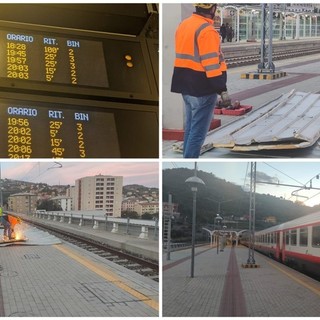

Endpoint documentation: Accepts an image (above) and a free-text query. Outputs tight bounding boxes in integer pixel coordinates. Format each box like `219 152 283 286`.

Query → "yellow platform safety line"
54 244 159 311
267 260 320 298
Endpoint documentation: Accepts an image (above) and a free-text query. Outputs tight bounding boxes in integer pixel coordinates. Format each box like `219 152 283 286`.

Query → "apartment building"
7 193 37 214
133 201 159 216
74 175 123 217
51 196 73 211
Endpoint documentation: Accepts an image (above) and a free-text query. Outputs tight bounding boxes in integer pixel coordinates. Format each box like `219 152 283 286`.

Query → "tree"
121 211 139 219
37 199 62 211
163 168 312 229
141 212 158 220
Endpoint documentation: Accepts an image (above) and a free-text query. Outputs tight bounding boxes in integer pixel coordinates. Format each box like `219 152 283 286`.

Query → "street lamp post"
185 163 205 278
214 214 223 254
247 162 256 265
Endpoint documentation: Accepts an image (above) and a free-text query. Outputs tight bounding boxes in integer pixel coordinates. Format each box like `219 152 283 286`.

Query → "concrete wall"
163 4 197 130
163 3 184 130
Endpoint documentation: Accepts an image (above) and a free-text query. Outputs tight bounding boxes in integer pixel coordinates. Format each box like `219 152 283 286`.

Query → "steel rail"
24 218 159 281
226 47 320 68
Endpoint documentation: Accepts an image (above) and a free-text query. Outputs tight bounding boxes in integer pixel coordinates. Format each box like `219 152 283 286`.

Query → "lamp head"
185 176 205 191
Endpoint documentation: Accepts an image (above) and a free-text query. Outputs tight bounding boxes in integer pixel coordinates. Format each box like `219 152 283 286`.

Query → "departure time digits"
7 42 29 80
7 117 32 158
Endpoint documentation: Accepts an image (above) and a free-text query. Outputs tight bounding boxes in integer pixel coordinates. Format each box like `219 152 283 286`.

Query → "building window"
96 182 104 186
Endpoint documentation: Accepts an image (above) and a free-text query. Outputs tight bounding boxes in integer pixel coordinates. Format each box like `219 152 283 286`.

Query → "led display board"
0 20 159 158
0 31 108 87
0 98 121 158
0 22 158 102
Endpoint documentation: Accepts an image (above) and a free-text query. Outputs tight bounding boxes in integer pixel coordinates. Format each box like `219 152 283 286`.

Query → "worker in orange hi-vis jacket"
171 3 230 158
7 215 22 240
0 207 21 240
0 207 10 240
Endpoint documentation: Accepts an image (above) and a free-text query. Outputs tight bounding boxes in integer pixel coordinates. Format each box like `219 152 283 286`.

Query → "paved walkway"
0 238 158 317
163 245 320 317
163 53 320 158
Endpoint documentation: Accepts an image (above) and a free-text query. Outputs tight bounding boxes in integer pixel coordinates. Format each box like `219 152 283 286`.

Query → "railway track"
25 220 159 282
226 47 320 68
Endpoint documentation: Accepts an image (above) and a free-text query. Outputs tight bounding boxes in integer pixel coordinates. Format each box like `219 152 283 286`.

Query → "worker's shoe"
3 235 9 241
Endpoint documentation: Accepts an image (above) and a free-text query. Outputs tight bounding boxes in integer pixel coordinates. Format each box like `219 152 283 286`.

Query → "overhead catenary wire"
263 162 305 186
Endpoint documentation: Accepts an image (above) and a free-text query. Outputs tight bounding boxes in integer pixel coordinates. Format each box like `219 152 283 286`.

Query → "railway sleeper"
113 259 129 264
138 267 154 273
126 263 143 269
106 255 120 260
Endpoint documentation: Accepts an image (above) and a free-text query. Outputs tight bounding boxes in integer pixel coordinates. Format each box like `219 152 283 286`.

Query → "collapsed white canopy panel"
201 90 320 152
0 226 62 246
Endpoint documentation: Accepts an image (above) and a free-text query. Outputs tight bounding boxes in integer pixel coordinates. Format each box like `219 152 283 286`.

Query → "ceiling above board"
0 4 158 36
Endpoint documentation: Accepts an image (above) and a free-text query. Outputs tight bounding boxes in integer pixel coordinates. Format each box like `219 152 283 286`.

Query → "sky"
1 161 159 188
163 161 320 207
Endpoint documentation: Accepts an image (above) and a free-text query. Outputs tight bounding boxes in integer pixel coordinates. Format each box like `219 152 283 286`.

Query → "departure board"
0 31 109 87
0 99 120 158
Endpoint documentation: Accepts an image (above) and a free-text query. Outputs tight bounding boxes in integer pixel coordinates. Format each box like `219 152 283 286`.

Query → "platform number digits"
7 117 32 158
76 123 86 157
49 121 65 158
67 40 80 85
6 42 29 80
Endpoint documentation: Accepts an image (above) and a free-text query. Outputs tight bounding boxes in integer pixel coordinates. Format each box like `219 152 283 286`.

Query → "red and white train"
254 211 320 279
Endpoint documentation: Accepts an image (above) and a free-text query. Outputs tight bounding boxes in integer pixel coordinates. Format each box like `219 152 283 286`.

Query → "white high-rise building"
74 175 123 216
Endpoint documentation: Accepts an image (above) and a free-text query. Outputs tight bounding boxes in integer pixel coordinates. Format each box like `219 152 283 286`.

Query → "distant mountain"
163 168 313 229
123 184 158 193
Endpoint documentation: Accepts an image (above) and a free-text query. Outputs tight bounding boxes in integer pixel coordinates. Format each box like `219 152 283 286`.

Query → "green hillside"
163 168 315 235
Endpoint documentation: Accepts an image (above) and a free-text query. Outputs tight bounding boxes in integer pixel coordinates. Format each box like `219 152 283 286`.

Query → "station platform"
163 245 320 317
0 225 158 316
163 53 320 158
13 212 158 262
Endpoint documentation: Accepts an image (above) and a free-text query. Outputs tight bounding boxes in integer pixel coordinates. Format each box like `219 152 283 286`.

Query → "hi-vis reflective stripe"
176 52 218 63
205 63 220 71
176 22 220 70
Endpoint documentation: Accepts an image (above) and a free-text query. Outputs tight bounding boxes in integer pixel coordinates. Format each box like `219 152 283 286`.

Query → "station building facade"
216 3 320 42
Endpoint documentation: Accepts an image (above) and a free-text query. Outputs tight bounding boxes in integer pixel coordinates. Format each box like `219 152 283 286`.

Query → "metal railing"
12 210 159 241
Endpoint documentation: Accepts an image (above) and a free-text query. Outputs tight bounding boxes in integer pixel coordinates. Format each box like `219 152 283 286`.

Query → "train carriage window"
290 229 297 246
275 232 278 244
299 228 308 246
285 231 290 245
312 226 320 247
